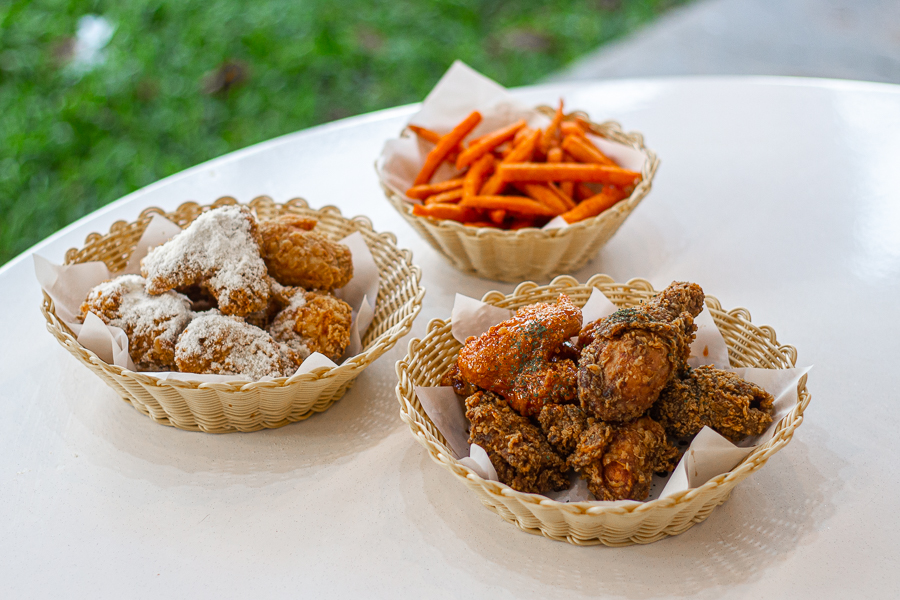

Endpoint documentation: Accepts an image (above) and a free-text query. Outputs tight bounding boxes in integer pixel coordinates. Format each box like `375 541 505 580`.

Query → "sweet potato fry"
412 202 479 223
547 182 576 210
513 126 535 147
547 147 564 163
464 221 497 228
517 183 569 214
408 124 442 144
562 134 616 167
406 177 464 200
539 100 565 154
414 111 482 186
463 154 495 198
561 187 629 223
461 195 557 217
575 182 597 200
480 129 541 196
498 163 641 186
456 119 527 169
488 209 507 224
560 121 588 138
424 188 464 204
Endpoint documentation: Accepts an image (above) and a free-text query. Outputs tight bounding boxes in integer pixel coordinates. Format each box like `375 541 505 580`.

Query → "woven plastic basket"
42 196 424 433
395 275 810 546
379 108 659 282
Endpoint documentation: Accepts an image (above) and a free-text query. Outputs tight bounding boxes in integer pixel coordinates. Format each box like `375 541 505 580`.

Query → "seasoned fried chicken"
268 287 352 363
577 282 704 422
653 365 775 443
538 403 588 456
465 391 569 494
440 363 480 397
568 416 679 501
258 214 354 291
457 294 583 417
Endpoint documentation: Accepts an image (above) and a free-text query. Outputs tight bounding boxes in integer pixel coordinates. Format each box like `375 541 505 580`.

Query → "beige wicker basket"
395 274 810 546
42 196 424 433
378 108 660 282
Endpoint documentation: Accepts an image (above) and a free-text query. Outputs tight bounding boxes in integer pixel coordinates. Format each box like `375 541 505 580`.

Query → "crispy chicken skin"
258 215 354 291
465 391 569 494
268 288 352 363
457 294 583 417
568 416 679 501
577 282 704 422
653 365 775 443
538 403 588 456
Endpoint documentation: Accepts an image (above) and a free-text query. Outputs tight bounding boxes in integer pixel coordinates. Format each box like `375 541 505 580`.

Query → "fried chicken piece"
267 287 352 363
568 416 679 501
457 294 583 417
258 214 353 291
577 282 705 422
80 274 192 371
465 391 569 494
174 310 297 379
538 403 588 455
141 205 269 317
440 363 480 397
653 366 775 443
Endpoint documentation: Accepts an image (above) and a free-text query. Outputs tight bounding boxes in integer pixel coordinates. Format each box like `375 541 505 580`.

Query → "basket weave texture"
42 196 424 433
395 275 811 546
379 108 660 282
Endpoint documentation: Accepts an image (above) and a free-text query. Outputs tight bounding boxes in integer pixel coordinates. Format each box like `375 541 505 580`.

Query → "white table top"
3 77 899 599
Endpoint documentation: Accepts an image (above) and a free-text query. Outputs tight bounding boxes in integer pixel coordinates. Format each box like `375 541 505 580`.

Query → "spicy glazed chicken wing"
457 294 583 417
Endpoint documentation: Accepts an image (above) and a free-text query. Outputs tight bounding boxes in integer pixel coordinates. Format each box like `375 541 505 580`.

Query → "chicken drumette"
577 282 704 422
457 294 583 417
652 365 775 443
465 391 569 494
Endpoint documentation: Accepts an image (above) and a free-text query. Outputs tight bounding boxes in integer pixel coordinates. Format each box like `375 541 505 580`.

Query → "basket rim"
376 108 660 238
395 273 811 515
42 196 425 392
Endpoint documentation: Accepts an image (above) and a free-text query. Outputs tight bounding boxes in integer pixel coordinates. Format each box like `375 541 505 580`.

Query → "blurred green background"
0 0 688 265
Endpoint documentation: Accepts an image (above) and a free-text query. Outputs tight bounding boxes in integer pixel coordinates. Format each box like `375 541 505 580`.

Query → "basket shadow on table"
401 422 843 598
59 345 405 485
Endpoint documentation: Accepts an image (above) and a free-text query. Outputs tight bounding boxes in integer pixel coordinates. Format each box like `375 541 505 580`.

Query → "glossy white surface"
2 77 899 599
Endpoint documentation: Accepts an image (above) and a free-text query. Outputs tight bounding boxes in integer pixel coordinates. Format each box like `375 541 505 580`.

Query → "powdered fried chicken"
174 310 297 379
653 365 775 443
577 282 704 422
538 403 588 456
268 287 352 362
141 205 270 317
568 416 679 501
81 274 193 371
457 294 583 417
258 214 353 290
465 391 569 494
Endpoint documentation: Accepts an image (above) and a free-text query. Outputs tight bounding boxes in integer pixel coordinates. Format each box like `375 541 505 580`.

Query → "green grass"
0 0 688 265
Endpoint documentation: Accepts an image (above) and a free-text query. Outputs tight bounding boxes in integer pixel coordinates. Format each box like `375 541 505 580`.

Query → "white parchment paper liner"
34 212 380 382
374 61 646 231
415 289 811 505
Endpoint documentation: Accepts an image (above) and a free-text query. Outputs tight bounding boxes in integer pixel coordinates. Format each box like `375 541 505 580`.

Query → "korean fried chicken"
258 214 353 291
568 416 679 501
141 205 270 317
653 365 775 443
80 275 192 371
465 391 569 494
457 294 583 417
538 403 588 456
577 282 704 422
440 363 480 397
268 287 352 363
174 310 297 379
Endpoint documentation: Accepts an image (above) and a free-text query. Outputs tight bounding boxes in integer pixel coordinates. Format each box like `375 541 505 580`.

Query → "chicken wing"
457 294 583 417
577 282 704 422
258 214 353 291
652 365 775 443
568 416 679 501
465 391 569 494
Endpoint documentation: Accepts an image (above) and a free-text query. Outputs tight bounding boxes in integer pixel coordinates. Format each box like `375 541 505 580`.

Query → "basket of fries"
376 62 658 283
395 275 811 546
39 196 424 433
